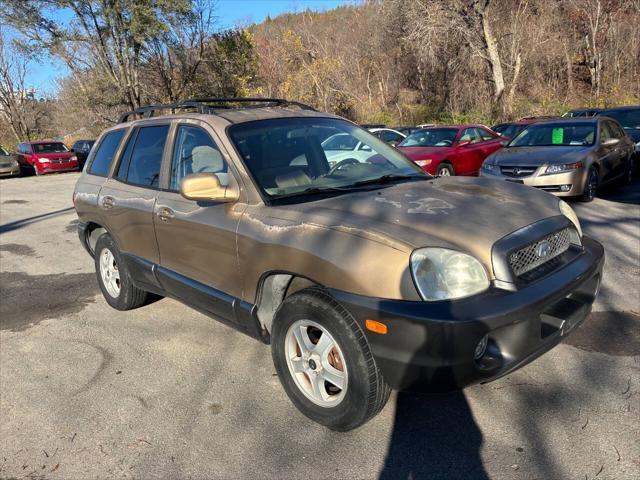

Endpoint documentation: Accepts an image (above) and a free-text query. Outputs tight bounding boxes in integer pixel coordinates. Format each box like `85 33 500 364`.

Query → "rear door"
97 123 170 283
153 121 244 320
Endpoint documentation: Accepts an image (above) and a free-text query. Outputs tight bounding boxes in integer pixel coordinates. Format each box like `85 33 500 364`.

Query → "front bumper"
480 168 587 197
37 160 79 174
0 165 20 177
330 235 604 391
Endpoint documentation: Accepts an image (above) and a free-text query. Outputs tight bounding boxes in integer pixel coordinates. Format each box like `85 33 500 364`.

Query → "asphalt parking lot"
1 172 638 480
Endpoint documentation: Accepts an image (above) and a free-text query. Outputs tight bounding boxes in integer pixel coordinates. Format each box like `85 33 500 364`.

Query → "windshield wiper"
350 173 429 187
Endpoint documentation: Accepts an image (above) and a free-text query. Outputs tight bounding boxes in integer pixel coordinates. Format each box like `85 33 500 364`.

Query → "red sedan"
16 141 78 175
396 125 505 176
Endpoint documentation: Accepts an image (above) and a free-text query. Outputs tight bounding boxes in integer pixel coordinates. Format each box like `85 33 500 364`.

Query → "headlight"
415 159 432 167
542 161 583 175
559 200 582 239
481 162 497 173
71 155 78 161
410 248 490 301
37 157 51 163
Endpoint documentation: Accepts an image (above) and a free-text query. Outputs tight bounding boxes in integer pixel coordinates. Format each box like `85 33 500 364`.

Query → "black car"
393 126 422 136
71 139 96 170
563 108 602 118
597 106 640 162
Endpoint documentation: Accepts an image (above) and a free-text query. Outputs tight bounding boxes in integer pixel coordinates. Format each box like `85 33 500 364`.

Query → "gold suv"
74 98 604 431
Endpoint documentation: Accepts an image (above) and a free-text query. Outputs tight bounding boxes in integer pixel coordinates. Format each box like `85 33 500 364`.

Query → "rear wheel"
580 167 598 202
271 288 390 431
437 163 454 176
94 234 147 310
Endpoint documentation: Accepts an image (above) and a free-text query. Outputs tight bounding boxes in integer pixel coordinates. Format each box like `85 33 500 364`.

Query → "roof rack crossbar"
117 97 316 123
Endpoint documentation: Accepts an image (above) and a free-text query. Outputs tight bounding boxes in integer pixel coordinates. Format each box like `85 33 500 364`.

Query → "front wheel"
437 163 455 176
271 288 390 431
580 167 598 202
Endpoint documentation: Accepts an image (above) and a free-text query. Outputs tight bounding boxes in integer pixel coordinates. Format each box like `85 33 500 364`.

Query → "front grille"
509 228 572 277
0 162 12 168
500 165 537 178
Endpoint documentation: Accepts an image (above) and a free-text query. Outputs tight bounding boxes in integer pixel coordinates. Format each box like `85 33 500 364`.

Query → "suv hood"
488 146 590 166
265 177 562 274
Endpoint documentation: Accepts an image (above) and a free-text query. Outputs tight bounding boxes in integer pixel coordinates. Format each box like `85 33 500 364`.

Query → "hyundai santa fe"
74 98 604 431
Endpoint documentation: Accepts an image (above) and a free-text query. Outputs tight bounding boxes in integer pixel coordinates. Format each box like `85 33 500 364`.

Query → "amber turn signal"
365 319 388 334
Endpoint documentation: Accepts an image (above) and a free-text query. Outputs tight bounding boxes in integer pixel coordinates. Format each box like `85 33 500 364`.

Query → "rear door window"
88 130 126 176
116 125 169 188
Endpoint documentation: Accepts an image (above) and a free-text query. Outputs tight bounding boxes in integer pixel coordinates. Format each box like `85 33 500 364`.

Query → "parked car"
596 105 640 158
321 132 377 167
392 126 422 136
480 117 635 201
71 139 96 170
16 141 78 175
491 117 557 140
563 108 602 118
368 127 406 146
0 145 20 177
396 124 505 176
74 97 604 431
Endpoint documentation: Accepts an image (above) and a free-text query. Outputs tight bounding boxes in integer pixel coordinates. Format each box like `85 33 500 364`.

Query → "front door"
153 122 245 321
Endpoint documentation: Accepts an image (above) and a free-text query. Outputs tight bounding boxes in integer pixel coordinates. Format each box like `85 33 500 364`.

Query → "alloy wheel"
284 319 348 407
99 248 121 298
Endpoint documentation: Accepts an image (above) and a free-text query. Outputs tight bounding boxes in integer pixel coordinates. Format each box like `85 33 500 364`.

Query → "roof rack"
117 97 317 123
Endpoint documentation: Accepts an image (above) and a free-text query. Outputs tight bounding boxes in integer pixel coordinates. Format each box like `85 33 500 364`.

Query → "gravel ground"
1 172 638 480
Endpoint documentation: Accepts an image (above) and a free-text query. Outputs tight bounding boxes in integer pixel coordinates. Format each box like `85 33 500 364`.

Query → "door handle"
157 207 175 222
101 196 115 209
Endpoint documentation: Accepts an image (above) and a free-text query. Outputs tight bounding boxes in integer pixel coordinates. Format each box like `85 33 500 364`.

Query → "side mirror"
601 137 620 146
458 140 471 147
179 172 239 203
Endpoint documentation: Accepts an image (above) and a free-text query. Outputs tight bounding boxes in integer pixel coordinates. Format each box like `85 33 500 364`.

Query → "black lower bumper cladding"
331 236 604 392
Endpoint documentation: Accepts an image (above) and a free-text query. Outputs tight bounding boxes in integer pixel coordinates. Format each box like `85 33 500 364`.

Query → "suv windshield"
398 128 458 147
510 123 595 147
601 109 640 130
32 143 69 153
229 117 426 199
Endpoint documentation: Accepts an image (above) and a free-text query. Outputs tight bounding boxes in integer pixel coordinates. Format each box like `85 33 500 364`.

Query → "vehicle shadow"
379 389 488 480
595 177 640 205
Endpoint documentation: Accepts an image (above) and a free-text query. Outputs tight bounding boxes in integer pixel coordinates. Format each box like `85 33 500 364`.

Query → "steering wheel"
329 158 360 175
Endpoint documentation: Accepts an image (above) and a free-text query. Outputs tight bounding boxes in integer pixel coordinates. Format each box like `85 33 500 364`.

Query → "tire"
94 233 147 310
437 163 455 176
271 287 391 431
580 167 598 202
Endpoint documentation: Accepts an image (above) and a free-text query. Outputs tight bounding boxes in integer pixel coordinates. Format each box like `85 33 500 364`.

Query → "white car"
321 129 406 168
368 128 407 146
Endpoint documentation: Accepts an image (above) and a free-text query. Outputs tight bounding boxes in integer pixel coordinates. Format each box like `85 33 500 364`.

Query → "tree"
0 0 196 111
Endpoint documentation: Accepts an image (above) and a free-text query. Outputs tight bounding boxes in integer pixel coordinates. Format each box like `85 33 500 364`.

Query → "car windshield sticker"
552 127 564 144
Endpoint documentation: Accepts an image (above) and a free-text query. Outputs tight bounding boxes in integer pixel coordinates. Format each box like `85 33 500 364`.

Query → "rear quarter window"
88 130 126 176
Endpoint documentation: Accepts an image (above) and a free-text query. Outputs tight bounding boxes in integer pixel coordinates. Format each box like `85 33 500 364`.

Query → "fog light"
560 184 571 192
474 334 489 360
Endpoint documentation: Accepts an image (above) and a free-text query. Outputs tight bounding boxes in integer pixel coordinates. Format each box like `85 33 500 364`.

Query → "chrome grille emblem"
536 240 553 258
